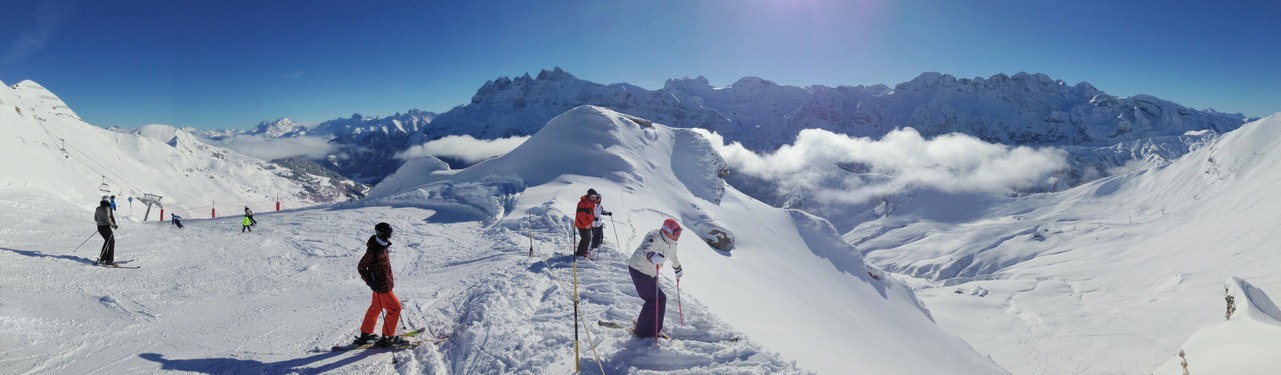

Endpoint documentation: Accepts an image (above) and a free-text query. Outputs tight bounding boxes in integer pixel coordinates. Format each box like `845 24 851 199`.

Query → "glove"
112 225 119 229
604 211 613 216
647 252 665 266
674 266 683 280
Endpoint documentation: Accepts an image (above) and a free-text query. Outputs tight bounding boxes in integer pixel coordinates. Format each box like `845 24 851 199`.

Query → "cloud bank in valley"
695 127 1068 205
212 135 337 161
397 135 529 163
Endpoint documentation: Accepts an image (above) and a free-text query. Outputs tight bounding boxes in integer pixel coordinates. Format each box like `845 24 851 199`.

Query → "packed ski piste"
2 103 1010 374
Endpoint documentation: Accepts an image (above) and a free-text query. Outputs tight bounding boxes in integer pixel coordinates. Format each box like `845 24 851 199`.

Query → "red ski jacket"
575 195 596 229
358 236 394 293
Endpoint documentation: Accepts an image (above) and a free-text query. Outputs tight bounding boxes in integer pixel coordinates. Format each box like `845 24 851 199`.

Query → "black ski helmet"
586 188 597 197
375 222 393 239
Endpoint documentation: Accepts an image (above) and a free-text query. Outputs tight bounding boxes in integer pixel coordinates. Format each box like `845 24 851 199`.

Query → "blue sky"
2 0 1278 130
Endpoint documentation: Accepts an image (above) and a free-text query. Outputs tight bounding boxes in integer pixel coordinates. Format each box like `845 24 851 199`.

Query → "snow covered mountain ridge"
436 68 1245 150
220 68 1245 195
199 110 439 184
0 79 360 215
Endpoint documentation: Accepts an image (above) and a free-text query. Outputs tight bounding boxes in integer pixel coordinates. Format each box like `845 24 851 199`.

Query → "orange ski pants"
360 291 401 337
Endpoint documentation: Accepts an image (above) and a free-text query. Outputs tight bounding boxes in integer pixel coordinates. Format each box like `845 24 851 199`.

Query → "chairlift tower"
139 193 163 221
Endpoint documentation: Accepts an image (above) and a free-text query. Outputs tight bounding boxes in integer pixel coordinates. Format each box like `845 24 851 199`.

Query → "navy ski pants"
97 225 115 264
576 228 592 256
630 266 666 338
590 226 604 250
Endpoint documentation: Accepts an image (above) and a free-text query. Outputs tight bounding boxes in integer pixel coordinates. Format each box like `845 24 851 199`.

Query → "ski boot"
352 332 378 346
377 334 410 348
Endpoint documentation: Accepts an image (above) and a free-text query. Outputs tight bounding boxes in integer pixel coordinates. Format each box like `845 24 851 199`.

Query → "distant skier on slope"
94 196 119 265
574 189 600 258
171 214 183 229
244 206 257 226
241 215 252 233
351 222 409 348
590 193 613 253
109 195 117 212
628 218 684 339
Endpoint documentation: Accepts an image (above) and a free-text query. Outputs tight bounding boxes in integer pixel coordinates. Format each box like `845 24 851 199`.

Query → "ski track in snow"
0 205 803 374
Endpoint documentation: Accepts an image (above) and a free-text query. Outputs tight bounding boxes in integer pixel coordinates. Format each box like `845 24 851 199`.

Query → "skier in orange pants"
352 222 407 347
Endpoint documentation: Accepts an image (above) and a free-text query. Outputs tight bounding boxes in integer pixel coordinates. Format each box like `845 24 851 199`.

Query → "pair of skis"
330 328 449 351
95 259 140 269
597 319 741 343
597 320 669 340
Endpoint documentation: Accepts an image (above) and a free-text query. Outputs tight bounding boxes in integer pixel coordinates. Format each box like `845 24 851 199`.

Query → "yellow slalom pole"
574 260 581 371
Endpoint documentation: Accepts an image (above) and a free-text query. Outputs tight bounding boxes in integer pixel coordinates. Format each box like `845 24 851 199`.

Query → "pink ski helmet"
661 218 682 241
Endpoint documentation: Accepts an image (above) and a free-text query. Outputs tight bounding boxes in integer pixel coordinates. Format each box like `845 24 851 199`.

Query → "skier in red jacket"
353 222 409 347
574 188 600 258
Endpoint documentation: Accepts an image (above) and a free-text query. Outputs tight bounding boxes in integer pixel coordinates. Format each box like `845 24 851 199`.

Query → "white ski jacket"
592 204 606 228
628 229 681 277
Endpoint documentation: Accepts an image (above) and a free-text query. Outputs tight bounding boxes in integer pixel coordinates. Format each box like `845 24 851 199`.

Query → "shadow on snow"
0 246 97 265
138 350 379 374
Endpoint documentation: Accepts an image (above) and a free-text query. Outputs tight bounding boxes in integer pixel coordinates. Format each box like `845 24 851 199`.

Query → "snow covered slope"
370 105 1008 373
0 80 351 220
0 104 1008 374
1151 277 1281 375
850 114 1281 374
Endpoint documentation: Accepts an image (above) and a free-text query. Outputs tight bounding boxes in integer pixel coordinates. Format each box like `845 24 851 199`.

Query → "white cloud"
397 135 529 163
695 127 1068 205
212 135 337 161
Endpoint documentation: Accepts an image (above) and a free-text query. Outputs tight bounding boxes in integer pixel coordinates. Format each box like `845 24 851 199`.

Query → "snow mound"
130 124 181 145
1152 278 1281 374
365 156 452 199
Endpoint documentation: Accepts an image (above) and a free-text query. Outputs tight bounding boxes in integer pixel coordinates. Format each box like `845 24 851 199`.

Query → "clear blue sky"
2 0 1278 130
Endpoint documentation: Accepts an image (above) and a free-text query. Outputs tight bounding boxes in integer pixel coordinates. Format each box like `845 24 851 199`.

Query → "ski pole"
71 231 97 253
528 214 534 259
98 232 116 263
677 278 684 327
573 249 581 372
610 215 621 250
655 264 660 345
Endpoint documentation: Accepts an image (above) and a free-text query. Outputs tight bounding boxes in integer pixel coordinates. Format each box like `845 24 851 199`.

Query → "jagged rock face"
425 70 1244 156
315 111 437 184
721 72 1243 152
416 67 732 145
204 111 438 185
323 126 418 184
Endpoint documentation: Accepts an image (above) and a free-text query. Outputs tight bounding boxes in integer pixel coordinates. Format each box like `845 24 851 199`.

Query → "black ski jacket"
358 236 394 293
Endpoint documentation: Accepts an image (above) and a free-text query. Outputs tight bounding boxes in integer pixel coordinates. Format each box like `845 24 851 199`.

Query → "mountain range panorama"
192 69 1242 198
